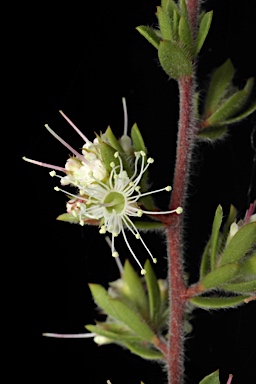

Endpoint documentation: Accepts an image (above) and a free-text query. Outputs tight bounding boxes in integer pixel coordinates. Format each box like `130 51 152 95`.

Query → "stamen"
44 124 90 166
122 97 128 136
105 236 124 274
59 110 91 144
22 157 66 173
43 332 96 338
121 226 145 274
141 207 183 215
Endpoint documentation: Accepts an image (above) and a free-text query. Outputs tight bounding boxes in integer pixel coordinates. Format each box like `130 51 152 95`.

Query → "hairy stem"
165 73 196 384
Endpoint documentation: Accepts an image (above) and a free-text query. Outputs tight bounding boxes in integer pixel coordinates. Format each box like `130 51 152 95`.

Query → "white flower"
55 150 182 274
23 104 182 274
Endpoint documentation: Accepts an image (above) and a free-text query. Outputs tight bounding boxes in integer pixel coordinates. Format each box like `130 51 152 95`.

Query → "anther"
165 186 172 191
176 207 183 214
137 210 143 217
112 251 119 258
141 269 146 275
49 171 56 177
54 186 60 191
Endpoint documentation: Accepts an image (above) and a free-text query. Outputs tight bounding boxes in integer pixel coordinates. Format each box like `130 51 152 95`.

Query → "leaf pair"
86 260 168 360
198 59 256 140
190 205 256 309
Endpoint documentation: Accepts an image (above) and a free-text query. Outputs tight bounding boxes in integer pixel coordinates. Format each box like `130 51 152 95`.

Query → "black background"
16 1 256 383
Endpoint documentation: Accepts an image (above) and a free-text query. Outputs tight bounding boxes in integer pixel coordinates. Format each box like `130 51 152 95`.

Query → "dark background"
17 1 256 383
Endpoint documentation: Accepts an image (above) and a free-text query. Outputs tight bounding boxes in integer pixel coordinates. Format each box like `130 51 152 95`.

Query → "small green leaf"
178 16 193 55
85 323 141 342
203 59 235 116
199 369 220 384
218 100 256 125
190 295 248 309
194 11 213 55
199 205 223 278
239 253 256 276
89 284 119 319
122 260 149 317
57 213 81 224
105 126 124 153
131 123 147 154
108 299 155 342
219 222 256 266
207 78 255 126
144 260 161 323
199 238 212 278
89 284 155 342
222 279 256 294
123 340 163 360
134 221 165 230
179 0 189 20
158 39 193 79
136 26 160 49
210 205 223 270
100 141 120 173
200 263 239 290
197 125 228 140
157 6 173 41
161 0 179 19
221 205 238 245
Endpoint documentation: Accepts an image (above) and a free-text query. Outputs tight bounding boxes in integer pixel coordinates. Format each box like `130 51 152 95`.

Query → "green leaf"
200 263 239 290
199 238 212 278
156 6 173 41
239 253 256 276
122 260 149 317
89 284 120 318
158 39 193 79
100 141 120 173
131 123 147 154
219 222 256 266
105 126 124 153
221 205 238 246
207 78 255 126
199 205 223 278
161 0 179 19
123 341 164 360
194 11 213 55
199 370 220 384
134 221 165 230
203 59 235 116
210 205 223 270
222 279 256 294
56 212 81 224
178 16 193 55
89 284 155 342
136 26 160 49
144 260 161 323
108 299 155 342
218 100 256 125
131 123 155 209
190 295 248 309
197 125 228 140
85 323 141 342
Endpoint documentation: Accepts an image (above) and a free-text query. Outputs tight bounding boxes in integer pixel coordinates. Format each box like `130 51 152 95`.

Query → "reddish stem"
165 74 196 384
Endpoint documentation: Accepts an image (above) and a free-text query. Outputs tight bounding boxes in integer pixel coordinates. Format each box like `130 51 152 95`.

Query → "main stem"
166 75 196 384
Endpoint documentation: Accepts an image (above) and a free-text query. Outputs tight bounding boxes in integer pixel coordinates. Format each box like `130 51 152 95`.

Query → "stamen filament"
45 124 90 166
22 157 66 172
59 110 91 144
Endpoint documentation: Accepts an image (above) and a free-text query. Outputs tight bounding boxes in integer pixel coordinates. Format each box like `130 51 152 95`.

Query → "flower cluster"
23 101 182 273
